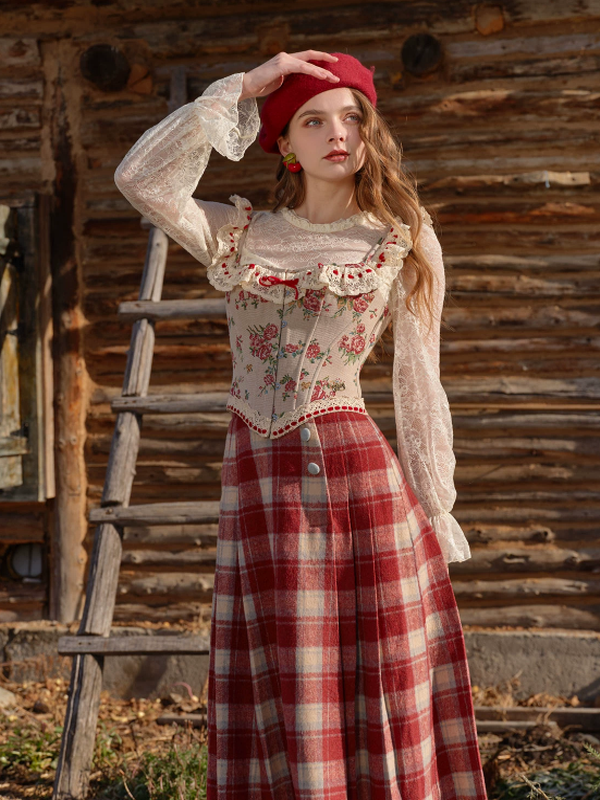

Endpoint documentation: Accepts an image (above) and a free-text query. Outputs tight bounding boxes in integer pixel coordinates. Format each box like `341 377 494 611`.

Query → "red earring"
283 153 302 173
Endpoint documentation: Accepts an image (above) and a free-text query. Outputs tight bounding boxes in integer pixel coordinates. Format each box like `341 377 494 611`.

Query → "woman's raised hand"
240 51 339 101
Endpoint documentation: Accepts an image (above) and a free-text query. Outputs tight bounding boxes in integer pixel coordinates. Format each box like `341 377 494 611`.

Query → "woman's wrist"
238 73 252 103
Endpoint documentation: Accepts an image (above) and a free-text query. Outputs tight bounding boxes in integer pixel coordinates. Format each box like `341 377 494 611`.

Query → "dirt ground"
0 669 599 799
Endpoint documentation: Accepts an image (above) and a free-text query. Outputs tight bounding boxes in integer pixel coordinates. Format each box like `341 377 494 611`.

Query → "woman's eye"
305 114 362 127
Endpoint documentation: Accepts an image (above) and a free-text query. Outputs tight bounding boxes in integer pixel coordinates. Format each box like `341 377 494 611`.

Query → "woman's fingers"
241 51 340 99
289 50 339 63
280 53 339 82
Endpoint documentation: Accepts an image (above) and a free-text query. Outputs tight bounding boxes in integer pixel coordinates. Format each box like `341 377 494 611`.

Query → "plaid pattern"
207 410 487 800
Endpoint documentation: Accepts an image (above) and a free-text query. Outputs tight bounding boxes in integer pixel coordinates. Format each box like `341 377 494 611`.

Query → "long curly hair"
269 88 442 358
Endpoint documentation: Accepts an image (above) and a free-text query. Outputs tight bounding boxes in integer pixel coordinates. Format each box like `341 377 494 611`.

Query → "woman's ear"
277 134 291 158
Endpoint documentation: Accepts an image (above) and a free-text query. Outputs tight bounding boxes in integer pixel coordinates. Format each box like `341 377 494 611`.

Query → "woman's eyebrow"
297 105 361 119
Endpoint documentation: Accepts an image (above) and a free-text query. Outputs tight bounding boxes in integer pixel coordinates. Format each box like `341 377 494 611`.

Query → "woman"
115 50 487 800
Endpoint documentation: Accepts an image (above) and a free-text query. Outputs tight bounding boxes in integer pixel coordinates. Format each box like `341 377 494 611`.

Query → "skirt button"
300 427 311 442
307 462 320 475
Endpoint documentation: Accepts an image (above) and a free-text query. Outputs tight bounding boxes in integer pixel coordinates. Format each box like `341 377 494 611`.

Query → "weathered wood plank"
0 38 40 68
475 720 558 733
113 602 207 622
446 377 600 400
0 583 46 602
118 572 215 598
123 524 218 545
0 437 28 457
118 298 226 321
121 549 216 567
452 547 600 574
474 706 600 732
460 605 600 629
0 78 42 99
90 501 220 525
0 512 46 543
0 108 40 129
453 577 600 599
0 606 44 624
58 634 209 656
111 392 229 414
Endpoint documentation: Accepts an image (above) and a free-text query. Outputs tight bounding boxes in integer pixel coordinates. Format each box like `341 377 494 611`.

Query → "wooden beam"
118 298 226 321
474 705 600 730
89 501 220 525
58 634 209 656
109 392 397 415
111 392 229 414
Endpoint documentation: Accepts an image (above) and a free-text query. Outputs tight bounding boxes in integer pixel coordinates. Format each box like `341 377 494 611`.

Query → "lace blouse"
113 72 471 564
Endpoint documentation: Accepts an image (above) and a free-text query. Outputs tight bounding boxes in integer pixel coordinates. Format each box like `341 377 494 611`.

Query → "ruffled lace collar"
281 205 381 232
206 195 413 304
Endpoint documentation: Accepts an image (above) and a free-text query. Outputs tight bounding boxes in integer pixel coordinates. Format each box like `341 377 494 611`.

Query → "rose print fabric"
220 200 402 443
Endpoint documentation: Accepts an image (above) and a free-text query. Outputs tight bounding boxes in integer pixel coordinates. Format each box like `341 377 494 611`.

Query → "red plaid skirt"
207 410 487 800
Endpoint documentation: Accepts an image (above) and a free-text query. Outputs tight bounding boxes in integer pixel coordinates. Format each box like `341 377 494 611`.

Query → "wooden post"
45 40 88 623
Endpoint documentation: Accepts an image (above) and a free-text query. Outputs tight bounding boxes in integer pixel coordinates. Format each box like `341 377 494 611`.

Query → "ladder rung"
90 501 220 526
111 392 229 414
58 635 210 656
118 298 226 321
110 392 395 415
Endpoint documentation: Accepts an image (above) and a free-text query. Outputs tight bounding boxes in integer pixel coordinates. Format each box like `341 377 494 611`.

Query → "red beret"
258 52 377 155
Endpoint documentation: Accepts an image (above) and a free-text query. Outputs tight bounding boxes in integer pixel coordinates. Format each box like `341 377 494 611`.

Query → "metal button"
271 413 278 421
300 427 311 442
307 462 320 475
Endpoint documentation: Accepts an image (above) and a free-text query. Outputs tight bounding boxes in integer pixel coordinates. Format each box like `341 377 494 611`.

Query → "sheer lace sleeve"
114 72 260 266
390 214 471 564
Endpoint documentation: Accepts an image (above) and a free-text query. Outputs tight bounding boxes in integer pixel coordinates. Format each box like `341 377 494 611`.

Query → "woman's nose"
326 118 347 141
328 127 346 142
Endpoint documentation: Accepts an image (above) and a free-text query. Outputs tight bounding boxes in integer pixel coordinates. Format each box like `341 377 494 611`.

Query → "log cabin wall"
0 1 599 630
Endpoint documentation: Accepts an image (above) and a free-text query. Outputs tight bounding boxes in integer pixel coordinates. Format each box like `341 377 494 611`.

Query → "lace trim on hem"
207 210 413 302
227 394 368 439
428 510 472 564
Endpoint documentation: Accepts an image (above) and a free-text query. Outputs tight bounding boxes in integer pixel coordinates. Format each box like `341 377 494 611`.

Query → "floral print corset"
209 196 413 439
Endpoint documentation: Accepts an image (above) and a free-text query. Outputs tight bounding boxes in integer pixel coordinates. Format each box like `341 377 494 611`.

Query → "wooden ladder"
52 215 231 799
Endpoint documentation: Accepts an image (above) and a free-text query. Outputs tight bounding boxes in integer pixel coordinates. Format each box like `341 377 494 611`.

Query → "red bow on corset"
258 274 300 299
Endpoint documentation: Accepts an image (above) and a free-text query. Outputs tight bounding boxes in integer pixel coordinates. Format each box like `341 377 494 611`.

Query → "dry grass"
0 670 599 798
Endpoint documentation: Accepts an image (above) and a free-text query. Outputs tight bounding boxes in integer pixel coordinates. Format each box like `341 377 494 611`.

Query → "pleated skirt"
206 410 488 800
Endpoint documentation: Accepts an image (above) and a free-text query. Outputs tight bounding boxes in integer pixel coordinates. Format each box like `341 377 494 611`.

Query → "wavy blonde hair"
270 88 442 357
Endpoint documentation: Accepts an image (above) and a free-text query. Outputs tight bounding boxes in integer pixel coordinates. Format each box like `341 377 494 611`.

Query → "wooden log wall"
0 0 599 630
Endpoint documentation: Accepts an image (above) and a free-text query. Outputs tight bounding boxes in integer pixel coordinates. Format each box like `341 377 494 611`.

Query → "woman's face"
277 87 366 183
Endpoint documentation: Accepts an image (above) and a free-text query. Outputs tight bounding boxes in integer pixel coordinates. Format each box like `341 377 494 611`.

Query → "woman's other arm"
391 218 472 564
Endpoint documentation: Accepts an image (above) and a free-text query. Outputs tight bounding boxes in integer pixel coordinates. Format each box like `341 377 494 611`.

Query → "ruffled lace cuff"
195 72 260 160
114 72 260 267
429 510 472 564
